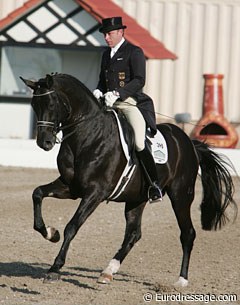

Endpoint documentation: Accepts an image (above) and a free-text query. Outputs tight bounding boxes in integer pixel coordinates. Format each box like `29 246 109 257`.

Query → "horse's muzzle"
37 132 56 151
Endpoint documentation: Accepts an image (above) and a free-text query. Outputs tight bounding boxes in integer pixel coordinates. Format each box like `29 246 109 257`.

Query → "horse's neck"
66 109 118 148
66 92 100 121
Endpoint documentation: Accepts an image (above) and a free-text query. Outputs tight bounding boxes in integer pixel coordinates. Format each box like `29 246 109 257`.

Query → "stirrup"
148 183 162 203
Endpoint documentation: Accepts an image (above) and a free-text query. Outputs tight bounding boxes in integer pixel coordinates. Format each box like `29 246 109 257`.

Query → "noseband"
33 90 58 131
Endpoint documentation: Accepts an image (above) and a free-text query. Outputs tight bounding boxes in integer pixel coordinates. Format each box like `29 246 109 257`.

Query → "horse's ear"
46 74 54 89
19 76 37 90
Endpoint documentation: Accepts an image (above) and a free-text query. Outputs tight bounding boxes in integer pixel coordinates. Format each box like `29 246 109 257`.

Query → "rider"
93 16 162 203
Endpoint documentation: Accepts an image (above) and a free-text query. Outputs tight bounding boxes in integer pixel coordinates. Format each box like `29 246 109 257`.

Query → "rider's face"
104 29 123 48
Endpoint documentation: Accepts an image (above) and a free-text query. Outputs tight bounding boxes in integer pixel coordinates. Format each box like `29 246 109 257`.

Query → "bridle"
33 90 60 137
33 90 55 97
32 89 98 143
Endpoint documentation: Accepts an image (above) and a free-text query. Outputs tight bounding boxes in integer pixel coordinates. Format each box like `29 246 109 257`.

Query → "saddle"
106 108 168 201
111 108 136 164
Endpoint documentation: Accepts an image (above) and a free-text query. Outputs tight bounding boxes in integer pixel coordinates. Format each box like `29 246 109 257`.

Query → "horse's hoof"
174 276 188 287
43 272 60 283
97 273 113 284
50 230 60 243
46 227 60 243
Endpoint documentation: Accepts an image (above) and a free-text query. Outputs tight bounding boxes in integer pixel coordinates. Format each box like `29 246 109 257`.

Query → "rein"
37 116 92 143
56 116 89 143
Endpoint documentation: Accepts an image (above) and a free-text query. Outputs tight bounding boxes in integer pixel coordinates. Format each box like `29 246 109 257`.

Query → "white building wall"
113 0 240 128
0 0 28 19
2 0 240 127
0 103 32 138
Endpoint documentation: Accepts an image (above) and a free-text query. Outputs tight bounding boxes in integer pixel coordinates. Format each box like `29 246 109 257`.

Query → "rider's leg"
136 148 162 202
115 98 162 202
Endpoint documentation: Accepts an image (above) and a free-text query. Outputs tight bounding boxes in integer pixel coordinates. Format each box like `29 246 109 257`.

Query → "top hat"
99 17 127 33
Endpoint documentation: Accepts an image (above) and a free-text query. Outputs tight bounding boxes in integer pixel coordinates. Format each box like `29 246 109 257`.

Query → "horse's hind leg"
168 183 196 287
98 201 146 284
33 177 74 242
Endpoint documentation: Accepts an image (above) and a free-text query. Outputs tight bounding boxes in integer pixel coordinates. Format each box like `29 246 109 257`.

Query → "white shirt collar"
111 37 125 56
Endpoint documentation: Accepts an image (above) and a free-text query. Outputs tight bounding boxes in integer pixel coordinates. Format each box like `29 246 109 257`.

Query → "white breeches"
115 97 146 151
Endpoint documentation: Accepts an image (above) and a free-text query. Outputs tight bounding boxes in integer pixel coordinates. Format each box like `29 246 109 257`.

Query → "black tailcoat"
97 40 157 134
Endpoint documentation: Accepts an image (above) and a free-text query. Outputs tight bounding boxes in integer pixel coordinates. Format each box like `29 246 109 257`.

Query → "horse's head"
20 74 71 151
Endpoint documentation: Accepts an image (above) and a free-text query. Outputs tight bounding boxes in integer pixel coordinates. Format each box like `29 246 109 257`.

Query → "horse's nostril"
42 140 54 151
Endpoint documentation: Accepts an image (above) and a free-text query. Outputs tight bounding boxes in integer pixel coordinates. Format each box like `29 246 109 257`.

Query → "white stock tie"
110 49 115 58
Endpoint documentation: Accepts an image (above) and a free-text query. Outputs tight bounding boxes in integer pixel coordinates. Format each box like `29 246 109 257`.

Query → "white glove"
93 89 103 100
104 91 120 107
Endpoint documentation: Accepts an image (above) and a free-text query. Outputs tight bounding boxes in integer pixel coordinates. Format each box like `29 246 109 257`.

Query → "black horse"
20 73 236 287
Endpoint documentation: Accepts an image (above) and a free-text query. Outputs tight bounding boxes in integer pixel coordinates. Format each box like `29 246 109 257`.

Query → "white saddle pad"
147 130 168 164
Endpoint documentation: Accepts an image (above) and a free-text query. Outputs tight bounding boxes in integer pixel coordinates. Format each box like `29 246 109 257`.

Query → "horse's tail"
192 139 237 231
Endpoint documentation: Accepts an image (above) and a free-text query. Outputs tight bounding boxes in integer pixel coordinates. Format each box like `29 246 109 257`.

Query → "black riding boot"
137 148 162 203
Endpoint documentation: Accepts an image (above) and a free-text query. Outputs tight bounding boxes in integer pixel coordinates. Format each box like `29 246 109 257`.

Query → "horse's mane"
50 73 95 99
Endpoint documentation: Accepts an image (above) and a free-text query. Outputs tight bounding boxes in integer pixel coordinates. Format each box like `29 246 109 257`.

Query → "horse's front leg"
98 201 147 284
33 177 74 242
44 195 102 283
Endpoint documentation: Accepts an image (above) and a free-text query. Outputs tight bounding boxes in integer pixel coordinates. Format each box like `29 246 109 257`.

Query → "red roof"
0 0 177 60
76 0 177 59
0 0 42 29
